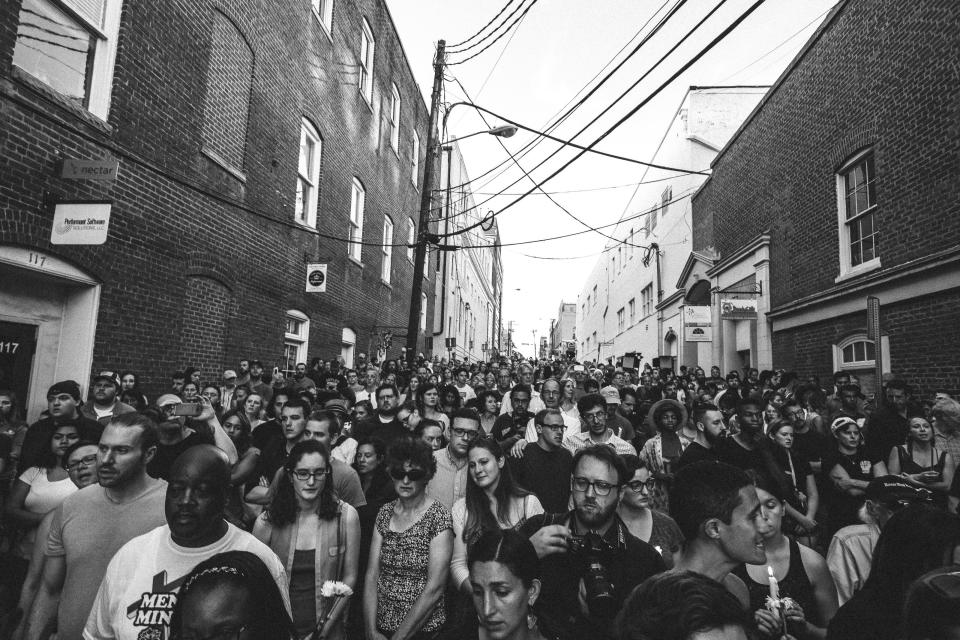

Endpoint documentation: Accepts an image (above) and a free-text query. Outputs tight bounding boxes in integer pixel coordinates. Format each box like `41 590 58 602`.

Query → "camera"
568 532 617 618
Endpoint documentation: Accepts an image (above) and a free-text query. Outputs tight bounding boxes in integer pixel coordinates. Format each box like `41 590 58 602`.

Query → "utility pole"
405 40 445 367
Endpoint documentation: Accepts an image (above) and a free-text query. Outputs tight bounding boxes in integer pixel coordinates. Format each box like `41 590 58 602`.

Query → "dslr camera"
567 532 617 618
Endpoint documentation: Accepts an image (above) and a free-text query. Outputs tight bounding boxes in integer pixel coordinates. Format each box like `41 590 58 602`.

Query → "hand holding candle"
767 565 779 600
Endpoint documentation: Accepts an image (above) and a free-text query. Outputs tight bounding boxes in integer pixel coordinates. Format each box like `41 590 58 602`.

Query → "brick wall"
0 0 435 398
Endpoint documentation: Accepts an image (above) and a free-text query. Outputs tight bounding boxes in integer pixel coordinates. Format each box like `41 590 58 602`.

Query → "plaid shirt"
563 429 636 457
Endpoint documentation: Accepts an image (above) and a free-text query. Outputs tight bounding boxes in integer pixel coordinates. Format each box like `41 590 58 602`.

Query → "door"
0 321 38 419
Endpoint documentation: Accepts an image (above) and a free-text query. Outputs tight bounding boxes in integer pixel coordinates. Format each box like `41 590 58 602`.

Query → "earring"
527 612 538 630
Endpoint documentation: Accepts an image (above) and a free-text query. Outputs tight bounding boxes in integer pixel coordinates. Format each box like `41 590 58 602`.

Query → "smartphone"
172 402 202 417
573 365 585 372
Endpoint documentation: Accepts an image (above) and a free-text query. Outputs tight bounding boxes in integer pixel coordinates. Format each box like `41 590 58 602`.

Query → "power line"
448 0 518 49
473 2 529 99
447 0 528 54
447 0 540 65
441 0 768 240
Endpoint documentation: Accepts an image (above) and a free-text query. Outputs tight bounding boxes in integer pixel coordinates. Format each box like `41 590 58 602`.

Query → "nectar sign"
50 202 111 245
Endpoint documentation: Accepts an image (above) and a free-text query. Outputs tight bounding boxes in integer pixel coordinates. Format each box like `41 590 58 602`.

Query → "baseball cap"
865 475 931 507
223 370 238 380
47 380 82 401
830 415 860 435
600 386 620 405
156 394 181 408
94 371 121 388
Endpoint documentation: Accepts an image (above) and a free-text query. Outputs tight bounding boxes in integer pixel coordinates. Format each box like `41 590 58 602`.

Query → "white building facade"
576 87 767 369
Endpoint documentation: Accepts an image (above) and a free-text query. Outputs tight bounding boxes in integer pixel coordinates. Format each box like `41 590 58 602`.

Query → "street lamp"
450 124 518 143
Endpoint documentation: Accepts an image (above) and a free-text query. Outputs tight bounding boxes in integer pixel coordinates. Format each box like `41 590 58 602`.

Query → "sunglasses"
389 467 428 482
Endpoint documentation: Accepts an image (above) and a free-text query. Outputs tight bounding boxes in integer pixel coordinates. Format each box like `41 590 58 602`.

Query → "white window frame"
12 0 123 120
283 310 310 377
629 298 636 324
312 0 333 37
831 334 890 376
295 118 321 227
389 84 401 155
617 308 625 332
341 327 356 368
419 292 428 332
358 18 374 105
407 217 416 262
835 149 881 281
641 284 653 317
381 216 393 284
411 131 420 187
348 178 365 262
592 285 597 307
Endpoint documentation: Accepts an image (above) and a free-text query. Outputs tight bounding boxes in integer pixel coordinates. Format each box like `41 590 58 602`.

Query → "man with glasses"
783 398 827 474
511 409 574 513
426 408 480 511
519 445 665 640
509 378 579 458
563 393 636 457
499 364 545 415
21 414 167 640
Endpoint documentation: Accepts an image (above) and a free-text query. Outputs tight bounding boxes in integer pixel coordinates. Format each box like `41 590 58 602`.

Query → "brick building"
550 301 576 357
686 0 960 396
0 0 435 420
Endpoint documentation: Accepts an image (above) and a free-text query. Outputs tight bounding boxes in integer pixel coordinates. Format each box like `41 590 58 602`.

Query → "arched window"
832 333 889 397
202 11 254 171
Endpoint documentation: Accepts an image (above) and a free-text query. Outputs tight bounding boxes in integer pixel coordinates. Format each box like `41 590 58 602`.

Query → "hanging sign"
720 298 758 319
50 202 111 245
305 263 327 292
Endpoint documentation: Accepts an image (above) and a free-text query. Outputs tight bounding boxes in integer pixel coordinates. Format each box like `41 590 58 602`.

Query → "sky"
388 0 838 357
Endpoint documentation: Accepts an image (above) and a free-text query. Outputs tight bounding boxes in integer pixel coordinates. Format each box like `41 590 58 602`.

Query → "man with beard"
519 445 665 640
21 414 167 640
80 372 136 426
17 381 102 474
84 445 288 640
677 403 728 469
670 461 773 610
351 383 406 446
147 394 237 480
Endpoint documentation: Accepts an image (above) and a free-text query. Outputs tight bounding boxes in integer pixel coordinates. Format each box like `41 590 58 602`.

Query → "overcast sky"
389 0 837 357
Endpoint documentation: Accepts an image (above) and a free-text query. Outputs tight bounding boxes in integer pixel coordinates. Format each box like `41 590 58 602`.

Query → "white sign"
51 202 111 245
305 263 327 292
685 326 712 342
684 305 711 324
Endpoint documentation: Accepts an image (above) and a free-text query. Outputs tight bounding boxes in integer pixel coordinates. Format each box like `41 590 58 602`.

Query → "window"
650 201 659 231
644 205 654 235
388 84 401 154
661 185 673 218
348 178 365 261
832 334 890 398
837 151 879 275
611 255 616 275
12 0 123 120
617 308 625 332
420 293 427 332
592 285 598 307
283 310 310 377
313 0 333 34
629 298 636 323
407 217 416 262
381 216 393 283
341 327 356 368
841 338 876 367
295 119 322 227
629 229 635 257
358 18 374 104
641 284 653 316
411 131 420 187
617 247 623 272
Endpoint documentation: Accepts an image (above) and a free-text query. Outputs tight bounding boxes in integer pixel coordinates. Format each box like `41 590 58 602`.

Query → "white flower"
764 596 799 612
320 581 354 598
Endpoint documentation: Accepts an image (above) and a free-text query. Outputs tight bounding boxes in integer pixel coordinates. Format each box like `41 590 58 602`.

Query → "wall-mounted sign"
720 298 758 319
684 305 711 324
50 202 111 245
61 158 119 181
305 263 327 292
685 326 712 342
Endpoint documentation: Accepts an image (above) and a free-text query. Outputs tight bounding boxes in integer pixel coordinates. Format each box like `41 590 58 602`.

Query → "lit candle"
767 565 779 600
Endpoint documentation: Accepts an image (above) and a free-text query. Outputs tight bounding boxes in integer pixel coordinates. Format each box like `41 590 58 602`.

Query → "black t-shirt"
511 444 573 513
492 411 531 446
864 407 913 463
676 441 719 469
251 419 281 453
794 428 830 463
519 512 665 640
716 437 768 473
147 431 214 480
352 417 408 448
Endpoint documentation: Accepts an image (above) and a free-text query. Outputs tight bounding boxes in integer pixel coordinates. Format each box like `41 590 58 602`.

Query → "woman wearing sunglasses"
253 439 359 640
616 455 684 569
364 437 453 640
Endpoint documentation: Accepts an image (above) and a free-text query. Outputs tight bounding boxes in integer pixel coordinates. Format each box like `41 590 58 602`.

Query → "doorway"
0 322 38 421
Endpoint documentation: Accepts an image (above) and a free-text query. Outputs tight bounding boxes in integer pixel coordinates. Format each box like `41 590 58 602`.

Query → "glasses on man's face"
291 468 330 481
181 626 247 640
389 467 428 482
583 412 607 422
451 427 480 440
572 477 617 496
625 479 657 493
66 454 98 471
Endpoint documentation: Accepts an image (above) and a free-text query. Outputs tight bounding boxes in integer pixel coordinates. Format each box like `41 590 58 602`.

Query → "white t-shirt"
455 383 477 402
18 467 76 557
83 523 289 640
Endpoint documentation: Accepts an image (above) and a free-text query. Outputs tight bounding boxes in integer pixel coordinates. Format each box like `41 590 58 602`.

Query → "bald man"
84 446 289 640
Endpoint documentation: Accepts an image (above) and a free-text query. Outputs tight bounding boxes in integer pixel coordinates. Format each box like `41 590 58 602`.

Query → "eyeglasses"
291 468 330 481
583 412 607 422
625 479 657 493
572 477 617 496
451 427 480 440
539 423 566 431
66 454 97 471
389 467 428 482
180 626 247 640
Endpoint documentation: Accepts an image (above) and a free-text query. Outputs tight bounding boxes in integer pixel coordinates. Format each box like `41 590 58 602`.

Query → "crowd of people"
1 354 959 640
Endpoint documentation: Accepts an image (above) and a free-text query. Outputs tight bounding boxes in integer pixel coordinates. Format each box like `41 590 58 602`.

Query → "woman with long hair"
440 384 462 416
118 372 148 411
244 393 266 430
399 373 421 406
416 383 450 433
253 440 359 640
477 390 500 436
733 472 837 639
767 418 820 544
887 415 955 509
169 551 296 640
451 438 543 595
222 410 260 526
558 378 579 423
0 389 28 493
827 505 960 640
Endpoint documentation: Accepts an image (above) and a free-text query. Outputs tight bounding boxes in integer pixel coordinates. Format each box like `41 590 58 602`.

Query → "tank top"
732 538 817 616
